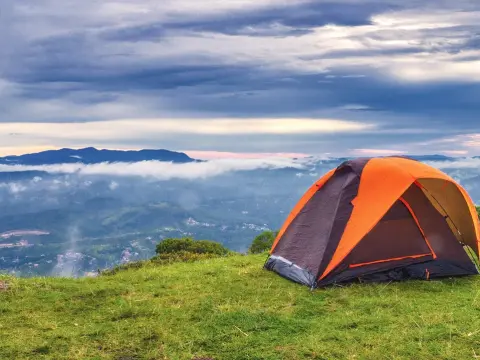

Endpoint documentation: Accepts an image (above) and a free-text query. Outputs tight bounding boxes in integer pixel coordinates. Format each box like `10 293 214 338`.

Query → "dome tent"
265 157 480 287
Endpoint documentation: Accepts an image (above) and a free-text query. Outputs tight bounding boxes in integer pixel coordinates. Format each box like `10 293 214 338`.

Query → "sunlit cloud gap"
0 118 373 136
183 151 311 159
352 149 407 156
0 119 374 157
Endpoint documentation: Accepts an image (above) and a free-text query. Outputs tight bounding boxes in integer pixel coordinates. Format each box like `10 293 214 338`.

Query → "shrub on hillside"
248 230 278 254
156 237 230 256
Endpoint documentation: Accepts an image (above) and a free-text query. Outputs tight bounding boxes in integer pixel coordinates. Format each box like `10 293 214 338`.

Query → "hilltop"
1 253 480 360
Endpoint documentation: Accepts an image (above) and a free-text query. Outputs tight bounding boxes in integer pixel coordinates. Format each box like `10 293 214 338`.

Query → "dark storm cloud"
99 1 398 42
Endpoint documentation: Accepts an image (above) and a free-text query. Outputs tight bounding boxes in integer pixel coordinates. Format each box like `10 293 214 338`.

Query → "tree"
248 230 279 254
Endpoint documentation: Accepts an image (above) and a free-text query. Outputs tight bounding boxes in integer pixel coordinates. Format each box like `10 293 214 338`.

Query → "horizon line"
0 146 476 160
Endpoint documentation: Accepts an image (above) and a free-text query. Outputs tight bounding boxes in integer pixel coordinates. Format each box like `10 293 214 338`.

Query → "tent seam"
314 169 359 281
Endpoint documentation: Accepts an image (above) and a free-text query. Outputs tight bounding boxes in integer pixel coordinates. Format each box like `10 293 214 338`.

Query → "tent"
265 156 480 287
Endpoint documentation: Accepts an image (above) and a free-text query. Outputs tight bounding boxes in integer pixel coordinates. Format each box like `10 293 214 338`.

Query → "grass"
1 254 480 359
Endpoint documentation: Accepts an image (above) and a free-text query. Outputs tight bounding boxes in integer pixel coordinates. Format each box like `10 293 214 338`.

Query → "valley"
0 148 479 277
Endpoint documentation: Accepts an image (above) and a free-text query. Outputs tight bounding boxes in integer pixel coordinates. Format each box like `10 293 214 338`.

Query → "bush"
156 237 230 256
189 240 231 255
248 230 278 254
155 237 195 254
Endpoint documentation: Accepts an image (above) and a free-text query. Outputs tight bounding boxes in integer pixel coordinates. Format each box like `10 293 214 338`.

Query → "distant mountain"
312 155 458 166
407 154 456 162
0 148 461 167
0 147 196 165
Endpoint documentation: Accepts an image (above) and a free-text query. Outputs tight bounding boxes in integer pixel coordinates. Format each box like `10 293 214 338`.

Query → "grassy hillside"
1 254 480 360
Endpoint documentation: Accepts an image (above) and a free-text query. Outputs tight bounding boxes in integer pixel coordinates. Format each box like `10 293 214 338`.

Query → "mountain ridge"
0 147 196 165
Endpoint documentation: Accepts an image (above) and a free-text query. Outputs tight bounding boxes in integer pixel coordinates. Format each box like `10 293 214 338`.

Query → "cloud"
5 2 480 89
0 157 307 180
184 151 311 159
1 0 480 155
101 1 396 41
0 118 373 156
442 150 469 156
109 181 119 190
461 134 480 148
0 182 28 194
340 104 372 111
352 148 407 156
426 157 480 169
84 6 480 83
413 133 480 156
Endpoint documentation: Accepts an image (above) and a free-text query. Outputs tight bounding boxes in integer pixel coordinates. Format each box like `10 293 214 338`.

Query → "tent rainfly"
265 156 480 287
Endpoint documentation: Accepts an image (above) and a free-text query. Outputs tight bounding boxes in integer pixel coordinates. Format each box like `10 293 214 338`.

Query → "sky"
1 0 480 158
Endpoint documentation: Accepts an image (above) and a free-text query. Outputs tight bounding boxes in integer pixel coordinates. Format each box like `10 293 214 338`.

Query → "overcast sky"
1 0 479 157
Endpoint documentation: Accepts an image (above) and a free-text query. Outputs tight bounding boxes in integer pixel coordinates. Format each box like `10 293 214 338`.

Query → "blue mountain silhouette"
0 147 195 165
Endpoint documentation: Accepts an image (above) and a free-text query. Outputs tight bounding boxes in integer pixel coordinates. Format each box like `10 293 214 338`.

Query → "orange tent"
265 157 480 287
